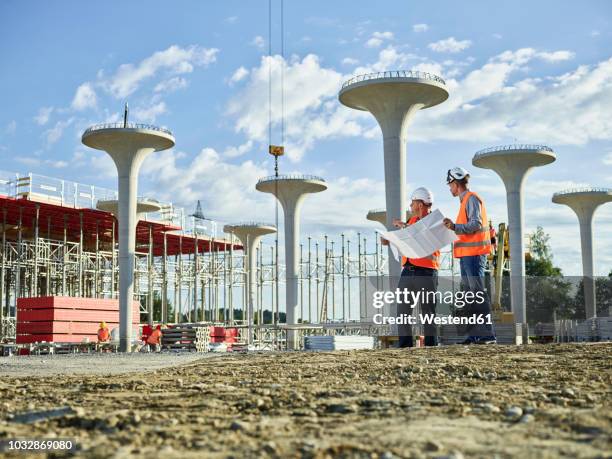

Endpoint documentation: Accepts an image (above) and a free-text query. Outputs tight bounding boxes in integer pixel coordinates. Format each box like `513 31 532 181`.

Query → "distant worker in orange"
97 321 110 343
146 325 163 352
96 321 111 352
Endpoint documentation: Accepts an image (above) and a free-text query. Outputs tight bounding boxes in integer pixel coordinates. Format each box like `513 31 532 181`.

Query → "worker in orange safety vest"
443 167 496 345
383 187 440 347
97 321 110 343
146 325 163 352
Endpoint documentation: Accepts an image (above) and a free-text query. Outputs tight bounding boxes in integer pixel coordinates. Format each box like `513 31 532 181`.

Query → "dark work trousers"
397 263 439 347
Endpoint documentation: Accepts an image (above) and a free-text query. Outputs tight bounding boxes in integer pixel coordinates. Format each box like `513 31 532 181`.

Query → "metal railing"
224 222 277 230
341 70 446 89
553 187 612 197
367 209 386 214
83 123 174 137
257 174 326 184
0 169 224 239
474 144 554 158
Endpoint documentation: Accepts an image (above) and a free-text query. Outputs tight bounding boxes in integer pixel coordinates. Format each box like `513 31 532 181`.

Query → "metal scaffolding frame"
0 170 458 346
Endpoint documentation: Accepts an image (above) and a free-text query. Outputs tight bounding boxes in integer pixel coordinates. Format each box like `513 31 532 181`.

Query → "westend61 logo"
371 288 492 325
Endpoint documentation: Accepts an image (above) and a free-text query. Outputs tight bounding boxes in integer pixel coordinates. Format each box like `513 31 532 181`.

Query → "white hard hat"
446 167 470 184
411 187 434 205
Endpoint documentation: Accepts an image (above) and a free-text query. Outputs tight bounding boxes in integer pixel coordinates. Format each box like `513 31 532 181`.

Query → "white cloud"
537 50 575 62
603 152 612 166
428 37 472 53
5 120 16 134
89 151 116 178
154 76 188 93
132 102 167 123
492 33 503 40
226 54 364 162
141 148 270 221
365 31 394 48
229 66 249 85
44 118 74 146
225 16 238 24
34 107 54 125
71 83 97 110
103 45 218 98
590 30 600 37
413 23 429 33
223 140 253 158
16 157 69 169
342 57 359 66
251 36 265 49
409 52 612 146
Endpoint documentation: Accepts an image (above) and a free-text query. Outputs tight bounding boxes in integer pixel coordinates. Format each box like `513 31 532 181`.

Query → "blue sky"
1 0 611 275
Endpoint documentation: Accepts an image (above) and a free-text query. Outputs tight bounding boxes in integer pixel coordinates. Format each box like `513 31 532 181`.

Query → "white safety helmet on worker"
411 187 434 205
446 167 470 184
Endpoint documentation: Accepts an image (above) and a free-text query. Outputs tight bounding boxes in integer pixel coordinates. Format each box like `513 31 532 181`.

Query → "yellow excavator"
488 221 532 324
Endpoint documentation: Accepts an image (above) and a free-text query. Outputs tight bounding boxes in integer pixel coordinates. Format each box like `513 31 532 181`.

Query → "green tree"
568 270 612 319
525 226 573 323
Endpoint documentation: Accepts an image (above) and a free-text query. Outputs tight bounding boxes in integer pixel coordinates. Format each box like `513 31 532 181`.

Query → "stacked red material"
16 297 140 344
208 326 238 344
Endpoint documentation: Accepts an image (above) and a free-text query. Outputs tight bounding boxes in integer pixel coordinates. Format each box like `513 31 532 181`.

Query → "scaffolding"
0 170 457 347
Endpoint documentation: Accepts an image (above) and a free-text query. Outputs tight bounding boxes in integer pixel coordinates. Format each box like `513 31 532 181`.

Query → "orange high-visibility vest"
97 327 110 342
147 329 162 345
401 215 440 270
453 191 491 258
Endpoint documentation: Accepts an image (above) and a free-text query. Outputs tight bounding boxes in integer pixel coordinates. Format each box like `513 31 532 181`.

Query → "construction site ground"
0 343 610 458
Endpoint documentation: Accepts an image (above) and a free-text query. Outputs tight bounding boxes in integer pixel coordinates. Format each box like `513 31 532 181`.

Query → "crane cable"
268 0 285 326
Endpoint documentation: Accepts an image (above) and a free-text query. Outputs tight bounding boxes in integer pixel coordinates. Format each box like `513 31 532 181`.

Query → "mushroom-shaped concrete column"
96 198 163 220
473 144 556 324
339 70 448 276
83 123 175 352
367 208 412 227
223 222 277 344
256 174 327 349
552 187 612 318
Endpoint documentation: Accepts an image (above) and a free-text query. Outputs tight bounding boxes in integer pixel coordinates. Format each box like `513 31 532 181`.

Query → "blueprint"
377 209 458 261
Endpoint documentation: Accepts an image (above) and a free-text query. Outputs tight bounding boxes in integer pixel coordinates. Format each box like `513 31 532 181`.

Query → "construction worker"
97 321 110 352
442 167 496 344
97 321 110 343
146 325 163 352
383 187 440 347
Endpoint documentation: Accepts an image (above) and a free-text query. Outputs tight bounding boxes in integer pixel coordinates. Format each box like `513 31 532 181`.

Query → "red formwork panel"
17 334 99 344
224 328 238 338
16 321 142 334
209 326 225 337
18 308 140 323
17 297 141 312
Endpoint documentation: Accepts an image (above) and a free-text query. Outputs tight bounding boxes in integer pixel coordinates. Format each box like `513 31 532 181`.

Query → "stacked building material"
439 323 524 345
16 297 140 344
304 335 375 351
161 324 200 351
162 325 239 352
558 317 612 342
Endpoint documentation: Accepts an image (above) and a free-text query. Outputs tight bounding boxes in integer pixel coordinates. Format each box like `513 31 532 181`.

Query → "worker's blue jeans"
459 254 495 338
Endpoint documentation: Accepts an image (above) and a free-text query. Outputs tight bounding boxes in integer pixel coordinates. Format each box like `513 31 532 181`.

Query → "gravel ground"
0 343 610 458
0 352 215 377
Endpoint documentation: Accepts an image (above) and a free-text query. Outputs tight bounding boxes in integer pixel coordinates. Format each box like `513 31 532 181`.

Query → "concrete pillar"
83 124 174 352
223 223 277 345
473 145 556 323
552 188 612 318
256 175 326 349
339 71 448 278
